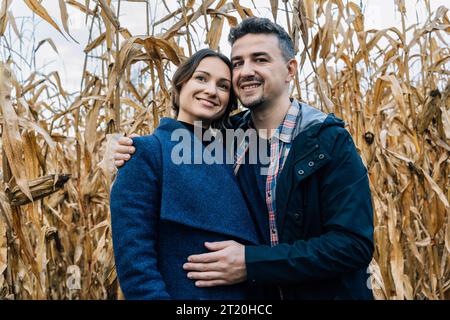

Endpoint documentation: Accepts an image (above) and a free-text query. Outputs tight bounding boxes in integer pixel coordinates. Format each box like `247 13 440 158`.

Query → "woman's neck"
176 114 210 128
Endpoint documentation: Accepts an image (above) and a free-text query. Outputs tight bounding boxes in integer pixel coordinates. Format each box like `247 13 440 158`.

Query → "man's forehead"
231 33 280 57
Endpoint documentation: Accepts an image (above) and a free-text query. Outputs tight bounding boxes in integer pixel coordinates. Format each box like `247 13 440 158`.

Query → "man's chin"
240 97 266 110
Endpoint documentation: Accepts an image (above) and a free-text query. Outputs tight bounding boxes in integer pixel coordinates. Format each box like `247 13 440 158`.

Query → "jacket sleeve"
245 128 374 285
109 135 171 299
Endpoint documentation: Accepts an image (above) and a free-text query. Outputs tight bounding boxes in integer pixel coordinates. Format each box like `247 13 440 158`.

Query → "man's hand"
113 134 138 168
183 241 247 287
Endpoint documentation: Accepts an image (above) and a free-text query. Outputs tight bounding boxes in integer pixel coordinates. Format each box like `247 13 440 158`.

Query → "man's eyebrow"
231 52 271 60
194 70 231 82
252 52 271 58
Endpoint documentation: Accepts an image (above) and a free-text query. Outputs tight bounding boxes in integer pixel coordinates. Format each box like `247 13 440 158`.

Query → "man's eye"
232 62 242 68
255 58 267 63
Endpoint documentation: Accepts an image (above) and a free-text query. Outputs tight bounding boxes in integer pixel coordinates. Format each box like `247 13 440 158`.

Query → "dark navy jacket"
231 103 374 299
110 118 260 300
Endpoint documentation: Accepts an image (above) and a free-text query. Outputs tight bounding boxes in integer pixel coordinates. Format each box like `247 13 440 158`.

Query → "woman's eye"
218 83 230 90
195 76 206 82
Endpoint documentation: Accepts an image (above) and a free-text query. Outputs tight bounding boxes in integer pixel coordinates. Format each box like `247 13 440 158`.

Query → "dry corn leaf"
0 217 6 275
98 0 120 29
0 64 32 201
59 0 78 43
270 0 278 22
0 0 12 36
35 38 59 54
7 10 19 39
84 32 106 53
66 0 96 15
23 0 65 36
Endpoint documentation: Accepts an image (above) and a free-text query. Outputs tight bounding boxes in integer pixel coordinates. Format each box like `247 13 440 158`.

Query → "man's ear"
286 58 298 82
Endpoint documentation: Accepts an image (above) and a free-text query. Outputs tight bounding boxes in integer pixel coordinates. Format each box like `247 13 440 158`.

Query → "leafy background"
0 0 448 299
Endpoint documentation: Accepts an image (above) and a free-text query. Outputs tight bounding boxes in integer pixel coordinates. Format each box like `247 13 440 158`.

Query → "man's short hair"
228 17 295 61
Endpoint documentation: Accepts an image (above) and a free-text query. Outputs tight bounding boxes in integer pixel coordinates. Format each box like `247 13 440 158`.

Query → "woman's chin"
192 112 223 125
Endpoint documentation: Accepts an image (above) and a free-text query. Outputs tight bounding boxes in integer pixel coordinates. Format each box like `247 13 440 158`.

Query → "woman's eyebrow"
195 70 231 82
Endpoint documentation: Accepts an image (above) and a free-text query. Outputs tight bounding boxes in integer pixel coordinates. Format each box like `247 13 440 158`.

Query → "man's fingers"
118 136 134 146
195 280 228 288
114 153 131 161
187 251 221 263
183 262 222 272
187 271 222 281
204 241 235 251
114 145 135 155
114 160 124 168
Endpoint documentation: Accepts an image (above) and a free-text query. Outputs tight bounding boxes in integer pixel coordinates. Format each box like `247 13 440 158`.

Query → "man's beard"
237 76 266 110
240 95 266 110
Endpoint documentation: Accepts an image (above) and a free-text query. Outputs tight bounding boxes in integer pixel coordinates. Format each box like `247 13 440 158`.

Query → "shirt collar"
241 99 302 143
276 99 302 143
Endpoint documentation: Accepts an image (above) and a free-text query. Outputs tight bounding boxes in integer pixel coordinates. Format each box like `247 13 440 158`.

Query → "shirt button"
271 227 276 233
318 154 325 159
298 169 304 175
294 212 301 220
308 161 315 167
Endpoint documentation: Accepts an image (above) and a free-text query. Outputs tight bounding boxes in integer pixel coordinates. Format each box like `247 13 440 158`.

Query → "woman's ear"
286 58 298 82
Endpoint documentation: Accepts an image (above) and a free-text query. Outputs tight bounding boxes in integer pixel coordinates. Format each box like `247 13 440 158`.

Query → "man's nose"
239 61 255 78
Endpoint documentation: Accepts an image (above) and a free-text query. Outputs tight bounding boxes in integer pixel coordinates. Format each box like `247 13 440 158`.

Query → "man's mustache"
237 76 264 87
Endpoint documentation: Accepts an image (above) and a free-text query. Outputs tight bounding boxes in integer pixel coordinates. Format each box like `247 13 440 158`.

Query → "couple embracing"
110 17 374 300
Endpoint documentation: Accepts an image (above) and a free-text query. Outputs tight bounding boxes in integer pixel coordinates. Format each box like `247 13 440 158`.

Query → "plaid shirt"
234 100 303 246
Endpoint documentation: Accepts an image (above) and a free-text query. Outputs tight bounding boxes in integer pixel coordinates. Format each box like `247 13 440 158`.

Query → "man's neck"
250 96 292 140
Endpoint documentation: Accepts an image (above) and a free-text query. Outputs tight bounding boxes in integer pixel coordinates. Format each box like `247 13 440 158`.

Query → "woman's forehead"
195 57 231 79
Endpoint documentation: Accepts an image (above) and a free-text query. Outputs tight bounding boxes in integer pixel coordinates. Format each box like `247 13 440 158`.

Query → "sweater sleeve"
245 128 374 284
110 135 171 299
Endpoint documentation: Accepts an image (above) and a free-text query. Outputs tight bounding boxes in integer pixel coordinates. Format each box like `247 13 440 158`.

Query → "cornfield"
0 0 448 300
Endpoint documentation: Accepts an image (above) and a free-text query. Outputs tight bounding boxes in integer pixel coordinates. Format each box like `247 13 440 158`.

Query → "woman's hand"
113 133 139 167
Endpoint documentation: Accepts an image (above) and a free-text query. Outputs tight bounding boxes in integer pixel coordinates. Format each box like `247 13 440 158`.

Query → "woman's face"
177 56 232 127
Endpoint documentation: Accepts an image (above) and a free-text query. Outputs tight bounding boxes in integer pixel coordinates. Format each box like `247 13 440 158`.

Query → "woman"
110 49 260 300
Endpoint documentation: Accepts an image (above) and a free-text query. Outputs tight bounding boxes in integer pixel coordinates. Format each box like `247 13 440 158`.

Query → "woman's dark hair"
171 48 237 129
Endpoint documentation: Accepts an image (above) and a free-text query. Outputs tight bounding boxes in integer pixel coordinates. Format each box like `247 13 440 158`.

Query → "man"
112 17 374 299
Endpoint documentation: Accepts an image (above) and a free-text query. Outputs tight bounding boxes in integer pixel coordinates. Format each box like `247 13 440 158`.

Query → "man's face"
231 33 291 109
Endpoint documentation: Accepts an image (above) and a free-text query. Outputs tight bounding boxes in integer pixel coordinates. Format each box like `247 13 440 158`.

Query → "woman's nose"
203 82 217 95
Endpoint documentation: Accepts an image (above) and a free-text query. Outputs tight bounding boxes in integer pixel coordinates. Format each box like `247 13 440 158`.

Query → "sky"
6 0 449 94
